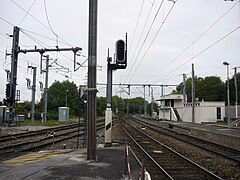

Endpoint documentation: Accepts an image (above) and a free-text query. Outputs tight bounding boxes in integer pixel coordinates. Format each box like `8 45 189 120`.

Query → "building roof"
156 93 184 101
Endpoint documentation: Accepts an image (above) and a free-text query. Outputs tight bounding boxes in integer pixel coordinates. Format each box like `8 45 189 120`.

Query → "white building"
158 93 225 124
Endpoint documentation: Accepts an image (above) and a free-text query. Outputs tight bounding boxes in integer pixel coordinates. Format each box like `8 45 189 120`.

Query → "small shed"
58 107 70 122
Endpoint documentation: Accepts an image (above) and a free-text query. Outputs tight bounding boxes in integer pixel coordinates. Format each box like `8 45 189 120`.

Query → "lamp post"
223 61 230 129
65 90 69 107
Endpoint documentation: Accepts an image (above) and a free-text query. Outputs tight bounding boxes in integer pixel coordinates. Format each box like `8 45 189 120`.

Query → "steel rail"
121 120 222 180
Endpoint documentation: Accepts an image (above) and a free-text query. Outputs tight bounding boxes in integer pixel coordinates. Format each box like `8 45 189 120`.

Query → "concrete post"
105 61 113 145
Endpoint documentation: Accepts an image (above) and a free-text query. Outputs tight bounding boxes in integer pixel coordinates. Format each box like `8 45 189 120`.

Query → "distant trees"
33 80 153 120
229 73 240 105
176 75 240 105
39 80 80 119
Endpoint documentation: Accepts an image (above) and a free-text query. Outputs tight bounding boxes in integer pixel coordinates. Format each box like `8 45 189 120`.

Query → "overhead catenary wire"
20 28 72 47
2 1 85 70
124 0 164 84
0 32 10 38
128 0 177 83
127 0 156 78
128 0 145 54
0 16 14 27
153 26 240 84
150 0 240 82
43 0 58 47
18 0 37 26
20 29 46 48
19 30 80 65
10 0 73 47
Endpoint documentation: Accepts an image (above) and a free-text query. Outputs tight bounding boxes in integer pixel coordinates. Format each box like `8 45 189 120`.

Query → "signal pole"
143 85 147 116
192 64 195 123
43 55 49 122
183 73 186 104
28 66 37 121
105 38 127 146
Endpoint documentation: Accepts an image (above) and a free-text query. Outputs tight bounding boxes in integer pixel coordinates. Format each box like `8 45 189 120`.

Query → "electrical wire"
21 28 71 46
127 0 156 80
124 0 165 83
4 0 84 74
10 0 72 47
128 0 177 83
153 26 240 84
20 30 46 48
43 0 58 46
151 0 240 80
18 0 37 26
0 32 9 38
0 16 14 26
128 0 145 54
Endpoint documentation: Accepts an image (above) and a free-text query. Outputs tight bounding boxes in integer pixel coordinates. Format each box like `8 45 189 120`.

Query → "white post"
105 108 112 144
202 99 205 123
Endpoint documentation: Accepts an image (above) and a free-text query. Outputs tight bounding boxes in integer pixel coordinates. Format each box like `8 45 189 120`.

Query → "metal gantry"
5 26 82 125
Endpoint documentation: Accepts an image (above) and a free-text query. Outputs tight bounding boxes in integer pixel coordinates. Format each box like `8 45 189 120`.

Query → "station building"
158 93 226 123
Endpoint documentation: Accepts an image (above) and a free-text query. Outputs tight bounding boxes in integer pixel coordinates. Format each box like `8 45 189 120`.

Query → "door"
216 107 221 120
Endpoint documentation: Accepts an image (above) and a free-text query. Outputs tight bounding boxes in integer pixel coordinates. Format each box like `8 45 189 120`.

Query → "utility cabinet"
58 107 70 122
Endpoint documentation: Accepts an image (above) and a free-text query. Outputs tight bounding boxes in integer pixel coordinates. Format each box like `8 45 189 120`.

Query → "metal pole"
87 0 98 160
227 65 231 129
183 73 186 104
143 85 146 116
106 62 113 109
151 88 153 119
65 90 68 107
31 67 37 121
192 63 195 123
43 55 49 122
8 26 20 126
234 67 238 119
162 85 165 121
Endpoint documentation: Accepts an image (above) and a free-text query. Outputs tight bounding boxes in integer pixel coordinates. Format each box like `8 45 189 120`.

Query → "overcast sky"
0 0 239 102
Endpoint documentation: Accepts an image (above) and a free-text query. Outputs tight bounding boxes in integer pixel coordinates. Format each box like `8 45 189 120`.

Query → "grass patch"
8 116 105 127
16 119 81 127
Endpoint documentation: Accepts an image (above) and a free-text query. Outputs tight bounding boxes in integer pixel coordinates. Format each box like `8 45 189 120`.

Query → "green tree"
176 76 225 102
229 73 240 105
40 80 79 118
97 97 106 116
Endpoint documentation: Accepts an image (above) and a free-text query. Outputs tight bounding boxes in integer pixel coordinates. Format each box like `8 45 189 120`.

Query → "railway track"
121 121 222 180
131 116 240 163
0 119 105 144
0 121 105 156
